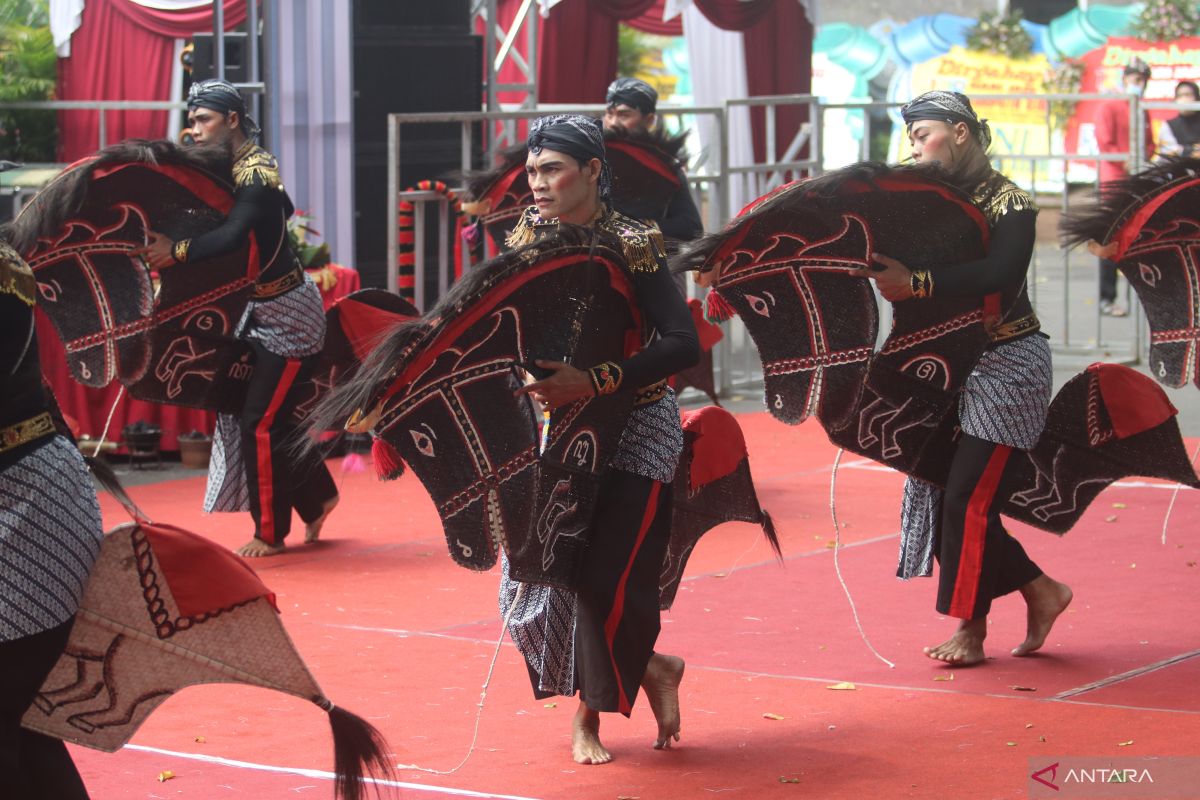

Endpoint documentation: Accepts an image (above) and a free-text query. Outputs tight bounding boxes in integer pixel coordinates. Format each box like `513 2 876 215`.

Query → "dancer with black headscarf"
499 114 700 764
852 91 1073 666
603 77 703 245
133 79 338 558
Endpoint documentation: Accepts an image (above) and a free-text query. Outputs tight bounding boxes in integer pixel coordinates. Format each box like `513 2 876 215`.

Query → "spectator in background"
1157 80 1200 159
1093 58 1154 317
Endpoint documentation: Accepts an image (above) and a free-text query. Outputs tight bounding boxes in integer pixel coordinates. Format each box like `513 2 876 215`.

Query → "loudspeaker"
192 32 254 84
354 1 471 32
352 28 482 290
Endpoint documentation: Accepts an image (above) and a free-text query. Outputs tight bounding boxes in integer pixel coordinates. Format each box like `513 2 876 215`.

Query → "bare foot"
924 617 987 665
305 495 340 544
641 653 684 749
1012 575 1073 656
571 703 612 765
236 538 286 558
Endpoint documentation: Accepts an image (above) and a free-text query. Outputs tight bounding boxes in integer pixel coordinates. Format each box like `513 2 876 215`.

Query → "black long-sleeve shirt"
927 208 1036 296
508 206 700 391
174 142 299 283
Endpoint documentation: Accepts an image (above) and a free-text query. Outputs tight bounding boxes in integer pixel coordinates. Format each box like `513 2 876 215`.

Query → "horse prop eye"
409 423 438 457
746 291 775 318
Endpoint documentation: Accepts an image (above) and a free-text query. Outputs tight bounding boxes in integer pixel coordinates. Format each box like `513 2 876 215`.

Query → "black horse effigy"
10 141 418 422
11 140 258 413
309 227 777 590
675 162 1199 535
1061 156 1200 389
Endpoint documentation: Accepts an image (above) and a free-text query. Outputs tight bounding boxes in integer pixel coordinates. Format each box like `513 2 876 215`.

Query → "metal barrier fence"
388 92 1168 397
4 92 1169 397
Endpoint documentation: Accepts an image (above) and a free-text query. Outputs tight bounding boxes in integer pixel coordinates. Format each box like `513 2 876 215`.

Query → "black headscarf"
901 90 992 150
527 114 612 201
606 77 658 116
187 79 261 140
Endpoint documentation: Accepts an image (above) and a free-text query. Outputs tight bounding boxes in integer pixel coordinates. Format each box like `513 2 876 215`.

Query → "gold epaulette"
600 211 665 273
232 142 283 190
0 241 36 307
974 172 1036 225
505 206 541 249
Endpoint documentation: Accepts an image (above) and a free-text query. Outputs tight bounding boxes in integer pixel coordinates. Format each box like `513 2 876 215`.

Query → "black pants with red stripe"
574 469 673 716
241 341 338 545
0 618 90 799
935 434 1043 620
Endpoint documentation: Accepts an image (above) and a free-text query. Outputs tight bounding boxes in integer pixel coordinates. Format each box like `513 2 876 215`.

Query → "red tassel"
704 289 736 323
371 437 405 481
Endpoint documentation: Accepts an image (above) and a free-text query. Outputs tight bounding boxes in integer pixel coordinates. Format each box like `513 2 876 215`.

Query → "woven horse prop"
462 126 721 403
9 140 418 422
1061 156 1200 389
21 480 394 800
674 162 1200 534
309 227 776 594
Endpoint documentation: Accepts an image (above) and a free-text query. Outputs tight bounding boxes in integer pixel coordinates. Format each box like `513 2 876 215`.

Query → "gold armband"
588 361 624 397
910 270 934 299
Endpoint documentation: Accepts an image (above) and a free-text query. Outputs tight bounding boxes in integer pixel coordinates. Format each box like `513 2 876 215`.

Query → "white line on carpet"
121 744 542 799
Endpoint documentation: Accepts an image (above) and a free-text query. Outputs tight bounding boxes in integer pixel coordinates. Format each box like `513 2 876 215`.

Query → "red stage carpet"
71 413 1200 798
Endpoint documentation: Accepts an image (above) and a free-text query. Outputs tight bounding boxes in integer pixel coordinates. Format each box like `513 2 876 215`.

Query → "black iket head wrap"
1123 58 1151 79
606 77 658 116
527 114 612 201
901 90 993 150
187 79 261 140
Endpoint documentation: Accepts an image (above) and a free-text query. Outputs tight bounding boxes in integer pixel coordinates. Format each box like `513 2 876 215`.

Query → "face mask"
1125 82 1146 97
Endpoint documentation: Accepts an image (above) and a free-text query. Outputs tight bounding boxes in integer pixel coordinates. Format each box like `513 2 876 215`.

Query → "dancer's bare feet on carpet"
924 617 987 665
236 538 285 558
305 495 339 544
1012 575 1073 656
572 702 612 765
642 653 684 749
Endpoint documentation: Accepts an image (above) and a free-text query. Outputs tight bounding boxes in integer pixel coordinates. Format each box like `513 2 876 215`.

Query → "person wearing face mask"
1092 58 1155 316
1156 80 1200 159
852 91 1073 668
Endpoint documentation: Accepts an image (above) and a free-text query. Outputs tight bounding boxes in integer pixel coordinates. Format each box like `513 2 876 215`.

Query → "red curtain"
627 0 683 36
539 1 620 103
743 0 812 164
57 0 245 163
587 0 658 15
111 0 245 37
694 0 776 30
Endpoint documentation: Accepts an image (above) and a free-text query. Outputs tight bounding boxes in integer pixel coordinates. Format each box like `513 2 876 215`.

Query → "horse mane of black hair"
1059 156 1200 249
8 139 233 255
603 124 690 170
670 160 963 274
461 142 529 203
305 223 614 443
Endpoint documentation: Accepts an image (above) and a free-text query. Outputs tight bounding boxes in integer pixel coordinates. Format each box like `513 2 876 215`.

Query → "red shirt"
1093 98 1154 185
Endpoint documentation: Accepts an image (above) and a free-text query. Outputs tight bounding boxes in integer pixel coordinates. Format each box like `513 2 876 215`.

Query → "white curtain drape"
682 5 754 219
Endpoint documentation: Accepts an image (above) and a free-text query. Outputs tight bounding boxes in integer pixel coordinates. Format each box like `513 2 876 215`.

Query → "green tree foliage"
0 0 57 162
617 24 652 81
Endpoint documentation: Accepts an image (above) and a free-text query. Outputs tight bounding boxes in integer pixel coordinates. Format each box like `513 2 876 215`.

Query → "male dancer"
134 80 338 557
501 114 700 763
603 77 703 244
